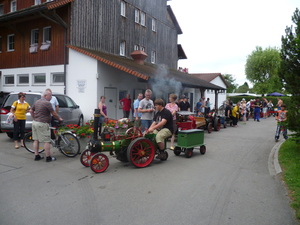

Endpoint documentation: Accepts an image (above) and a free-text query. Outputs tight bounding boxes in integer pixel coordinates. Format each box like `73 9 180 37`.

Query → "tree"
223 74 238 93
280 8 300 135
245 46 283 94
236 82 250 93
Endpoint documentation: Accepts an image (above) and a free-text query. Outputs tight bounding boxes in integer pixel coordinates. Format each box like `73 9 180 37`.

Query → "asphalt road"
0 118 298 225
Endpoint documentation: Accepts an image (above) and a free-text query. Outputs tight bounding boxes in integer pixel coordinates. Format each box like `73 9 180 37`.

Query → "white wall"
1 65 65 93
67 49 98 122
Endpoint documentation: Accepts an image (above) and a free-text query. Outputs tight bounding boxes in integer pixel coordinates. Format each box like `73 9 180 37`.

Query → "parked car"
0 91 84 138
0 91 10 133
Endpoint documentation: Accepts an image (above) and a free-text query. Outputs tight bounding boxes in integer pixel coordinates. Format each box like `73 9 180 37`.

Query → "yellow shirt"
12 100 30 120
231 105 239 118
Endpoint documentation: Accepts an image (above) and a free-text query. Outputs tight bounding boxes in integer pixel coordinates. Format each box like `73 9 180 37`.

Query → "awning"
67 45 225 91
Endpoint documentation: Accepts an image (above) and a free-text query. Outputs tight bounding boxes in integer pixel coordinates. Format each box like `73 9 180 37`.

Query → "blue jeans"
254 108 260 121
141 120 153 132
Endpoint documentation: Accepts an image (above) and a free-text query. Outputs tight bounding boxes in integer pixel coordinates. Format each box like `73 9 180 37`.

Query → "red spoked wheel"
80 149 95 167
127 137 155 168
90 153 109 173
125 127 143 140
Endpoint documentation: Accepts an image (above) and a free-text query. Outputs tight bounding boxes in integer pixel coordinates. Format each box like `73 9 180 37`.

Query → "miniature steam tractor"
80 109 169 173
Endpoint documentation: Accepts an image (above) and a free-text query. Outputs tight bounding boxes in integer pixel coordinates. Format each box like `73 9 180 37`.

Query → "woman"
205 98 211 115
98 96 108 136
10 92 30 149
165 94 178 150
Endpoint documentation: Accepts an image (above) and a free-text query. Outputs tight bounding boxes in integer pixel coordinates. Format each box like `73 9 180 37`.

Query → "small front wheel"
59 133 80 157
80 149 95 167
23 132 45 154
90 153 109 173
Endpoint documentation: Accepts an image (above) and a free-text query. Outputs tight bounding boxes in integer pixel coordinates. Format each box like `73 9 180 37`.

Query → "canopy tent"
267 92 285 96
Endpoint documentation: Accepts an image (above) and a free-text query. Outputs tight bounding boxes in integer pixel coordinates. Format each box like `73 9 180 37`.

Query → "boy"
275 104 288 142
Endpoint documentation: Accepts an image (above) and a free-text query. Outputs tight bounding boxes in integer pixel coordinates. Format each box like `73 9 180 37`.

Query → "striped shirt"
31 98 54 123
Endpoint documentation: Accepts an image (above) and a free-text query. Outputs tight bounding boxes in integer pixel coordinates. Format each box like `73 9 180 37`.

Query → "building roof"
166 5 182 34
191 73 229 88
68 45 225 90
0 0 73 27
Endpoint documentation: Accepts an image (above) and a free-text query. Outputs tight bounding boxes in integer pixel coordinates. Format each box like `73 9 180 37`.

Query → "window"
120 1 126 17
141 46 145 52
151 50 156 64
32 73 46 85
0 4 4 16
134 44 139 51
34 0 41 5
135 9 140 23
51 73 64 85
120 40 125 56
47 0 54 2
10 0 16 12
7 34 14 51
43 26 51 43
0 36 2 53
17 74 29 85
152 18 157 32
31 29 39 45
4 75 14 85
141 12 146 26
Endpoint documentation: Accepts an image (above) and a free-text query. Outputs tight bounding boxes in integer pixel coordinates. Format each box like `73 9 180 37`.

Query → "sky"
168 0 299 87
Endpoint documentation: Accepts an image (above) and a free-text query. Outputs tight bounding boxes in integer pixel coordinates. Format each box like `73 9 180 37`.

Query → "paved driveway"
0 118 298 225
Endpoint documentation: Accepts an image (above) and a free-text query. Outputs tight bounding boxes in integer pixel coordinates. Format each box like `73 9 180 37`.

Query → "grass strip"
279 139 300 219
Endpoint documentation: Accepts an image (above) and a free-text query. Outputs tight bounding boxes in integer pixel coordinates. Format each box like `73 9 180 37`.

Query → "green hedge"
228 96 291 108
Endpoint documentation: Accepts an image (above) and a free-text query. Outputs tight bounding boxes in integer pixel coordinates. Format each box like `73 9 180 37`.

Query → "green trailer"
174 129 206 158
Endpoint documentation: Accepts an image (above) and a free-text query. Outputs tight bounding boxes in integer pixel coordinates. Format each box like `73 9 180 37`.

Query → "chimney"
130 50 148 65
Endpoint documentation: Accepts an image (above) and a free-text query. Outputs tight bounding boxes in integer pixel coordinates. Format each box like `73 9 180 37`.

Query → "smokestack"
130 50 148 65
93 109 100 140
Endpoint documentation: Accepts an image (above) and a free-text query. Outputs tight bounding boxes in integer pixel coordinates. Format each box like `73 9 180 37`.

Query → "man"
30 89 63 162
261 97 268 119
253 97 262 122
46 88 59 127
146 99 173 159
138 89 155 132
276 97 283 110
119 94 131 118
178 96 190 111
133 93 143 129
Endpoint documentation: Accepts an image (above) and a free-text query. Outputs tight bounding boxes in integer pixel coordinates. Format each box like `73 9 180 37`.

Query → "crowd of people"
224 97 288 141
10 88 287 162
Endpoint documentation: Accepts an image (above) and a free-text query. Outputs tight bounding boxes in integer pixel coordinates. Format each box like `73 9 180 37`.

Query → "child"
275 104 288 142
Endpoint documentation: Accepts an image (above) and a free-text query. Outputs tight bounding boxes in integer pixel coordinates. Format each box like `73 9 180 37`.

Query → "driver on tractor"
145 99 173 159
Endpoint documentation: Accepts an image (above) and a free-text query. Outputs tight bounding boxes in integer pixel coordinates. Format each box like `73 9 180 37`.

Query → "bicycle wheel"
58 133 80 157
23 132 45 154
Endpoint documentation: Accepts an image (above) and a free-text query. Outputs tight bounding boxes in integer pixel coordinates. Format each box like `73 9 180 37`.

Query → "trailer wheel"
200 145 206 155
80 149 95 167
184 148 193 158
207 123 213 133
174 147 181 156
90 153 109 173
127 137 155 168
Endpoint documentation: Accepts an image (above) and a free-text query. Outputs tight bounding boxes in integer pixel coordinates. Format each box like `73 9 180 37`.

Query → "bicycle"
23 122 80 157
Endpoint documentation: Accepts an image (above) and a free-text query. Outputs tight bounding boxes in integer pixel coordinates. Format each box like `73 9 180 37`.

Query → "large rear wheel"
59 133 80 157
214 117 221 131
127 137 155 168
23 132 45 154
90 153 109 173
